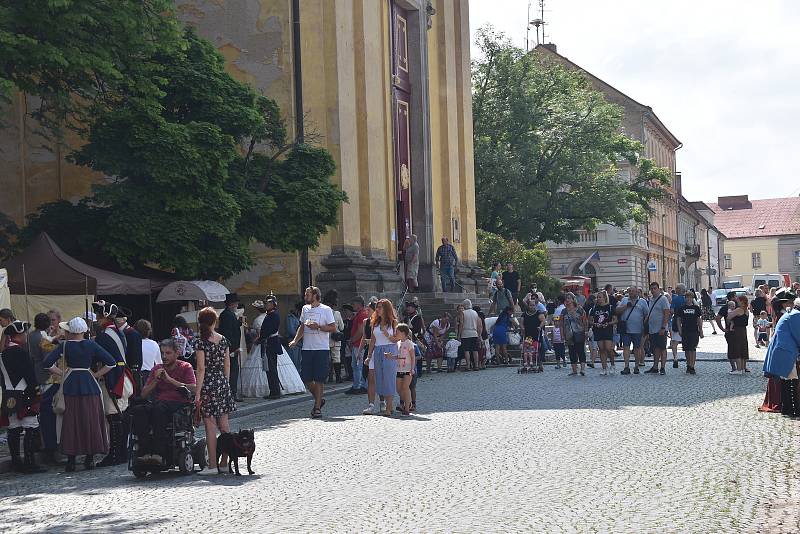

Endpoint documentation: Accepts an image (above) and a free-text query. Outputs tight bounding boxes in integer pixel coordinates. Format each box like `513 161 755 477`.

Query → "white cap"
59 317 89 334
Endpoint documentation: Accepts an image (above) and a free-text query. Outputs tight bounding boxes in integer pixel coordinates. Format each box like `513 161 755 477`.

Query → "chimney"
717 195 751 210
540 43 557 53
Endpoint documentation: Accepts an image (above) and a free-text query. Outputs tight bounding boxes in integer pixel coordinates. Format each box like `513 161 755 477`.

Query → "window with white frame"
724 254 732 270
752 252 761 269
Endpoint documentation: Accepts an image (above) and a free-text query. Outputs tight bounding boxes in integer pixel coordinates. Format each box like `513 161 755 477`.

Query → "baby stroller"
128 399 208 478
518 336 541 373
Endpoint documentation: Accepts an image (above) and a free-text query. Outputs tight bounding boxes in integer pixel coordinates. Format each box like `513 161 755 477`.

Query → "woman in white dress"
239 301 269 398
239 300 305 397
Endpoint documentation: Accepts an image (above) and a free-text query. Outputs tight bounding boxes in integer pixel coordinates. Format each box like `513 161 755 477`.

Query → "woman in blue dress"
492 306 516 364
43 317 117 472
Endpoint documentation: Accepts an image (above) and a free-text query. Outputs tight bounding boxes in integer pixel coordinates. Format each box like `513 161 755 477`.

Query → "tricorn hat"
225 293 240 304
775 287 797 302
3 320 30 336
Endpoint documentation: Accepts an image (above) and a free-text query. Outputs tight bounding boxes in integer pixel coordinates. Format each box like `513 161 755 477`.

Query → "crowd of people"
1 272 798 476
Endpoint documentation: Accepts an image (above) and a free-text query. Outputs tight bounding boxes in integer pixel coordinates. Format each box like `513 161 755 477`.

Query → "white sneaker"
728 370 739 375
380 400 387 412
195 466 220 475
601 369 607 376
362 403 375 415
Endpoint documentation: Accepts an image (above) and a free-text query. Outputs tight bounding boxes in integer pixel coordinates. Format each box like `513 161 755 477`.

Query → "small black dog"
216 429 256 475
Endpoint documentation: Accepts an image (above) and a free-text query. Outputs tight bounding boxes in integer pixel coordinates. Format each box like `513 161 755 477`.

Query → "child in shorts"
444 331 460 373
756 311 772 347
395 324 415 416
552 315 566 368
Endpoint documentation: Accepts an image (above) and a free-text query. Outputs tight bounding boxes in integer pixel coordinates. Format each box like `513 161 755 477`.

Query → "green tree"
0 0 182 139
472 28 671 246
477 229 562 298
17 27 345 279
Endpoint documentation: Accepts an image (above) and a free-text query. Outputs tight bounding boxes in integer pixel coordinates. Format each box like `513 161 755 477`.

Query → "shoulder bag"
643 295 664 334
617 301 637 336
52 344 67 415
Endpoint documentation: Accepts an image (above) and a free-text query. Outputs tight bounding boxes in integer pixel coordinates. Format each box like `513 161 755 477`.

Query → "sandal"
311 408 322 418
409 403 416 412
320 398 326 409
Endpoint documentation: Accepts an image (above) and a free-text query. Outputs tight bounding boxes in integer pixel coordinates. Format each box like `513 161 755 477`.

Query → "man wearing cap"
1 320 46 473
258 295 282 400
219 293 244 402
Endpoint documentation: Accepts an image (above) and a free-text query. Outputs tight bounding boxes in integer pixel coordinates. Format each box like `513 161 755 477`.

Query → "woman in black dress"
194 307 236 474
726 295 750 374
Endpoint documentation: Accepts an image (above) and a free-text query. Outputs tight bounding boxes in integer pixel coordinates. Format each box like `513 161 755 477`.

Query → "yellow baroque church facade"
0 0 480 302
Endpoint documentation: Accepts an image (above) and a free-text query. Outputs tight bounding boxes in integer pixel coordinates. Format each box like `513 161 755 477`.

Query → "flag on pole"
578 251 600 272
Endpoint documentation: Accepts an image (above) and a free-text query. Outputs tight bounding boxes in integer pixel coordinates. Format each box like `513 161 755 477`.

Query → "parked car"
711 288 749 313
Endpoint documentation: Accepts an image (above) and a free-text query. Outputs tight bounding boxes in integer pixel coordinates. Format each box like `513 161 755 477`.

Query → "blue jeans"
350 345 365 390
441 265 456 292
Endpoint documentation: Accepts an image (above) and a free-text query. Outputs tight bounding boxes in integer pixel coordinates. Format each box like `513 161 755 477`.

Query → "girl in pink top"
395 324 415 416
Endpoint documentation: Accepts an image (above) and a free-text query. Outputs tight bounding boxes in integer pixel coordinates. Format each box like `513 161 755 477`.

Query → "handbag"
507 331 521 346
52 344 67 415
617 301 637 336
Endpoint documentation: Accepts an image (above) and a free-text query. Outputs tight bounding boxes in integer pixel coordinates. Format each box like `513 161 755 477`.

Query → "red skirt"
60 395 109 456
759 377 782 412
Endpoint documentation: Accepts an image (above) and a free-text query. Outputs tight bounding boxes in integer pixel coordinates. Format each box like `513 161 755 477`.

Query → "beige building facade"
536 44 682 291
0 0 480 301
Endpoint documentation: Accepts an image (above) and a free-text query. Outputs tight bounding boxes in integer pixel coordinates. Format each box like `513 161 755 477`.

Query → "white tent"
156 280 229 303
0 268 10 310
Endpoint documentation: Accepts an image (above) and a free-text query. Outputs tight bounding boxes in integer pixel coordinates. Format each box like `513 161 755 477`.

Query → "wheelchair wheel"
193 438 208 469
178 449 194 474
132 469 148 479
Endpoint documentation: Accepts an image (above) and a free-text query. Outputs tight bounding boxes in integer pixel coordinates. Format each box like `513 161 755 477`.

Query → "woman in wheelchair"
131 339 197 464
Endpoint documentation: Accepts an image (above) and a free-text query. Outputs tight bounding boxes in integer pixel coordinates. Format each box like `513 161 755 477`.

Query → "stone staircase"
403 291 492 322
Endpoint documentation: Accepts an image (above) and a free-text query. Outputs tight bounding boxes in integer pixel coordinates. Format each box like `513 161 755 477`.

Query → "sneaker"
600 369 607 376
659 368 665 375
587 363 595 368
195 467 220 475
362 403 375 415
729 369 739 375
644 367 659 374
620 367 631 375
380 400 387 412
633 367 640 374
672 360 679 369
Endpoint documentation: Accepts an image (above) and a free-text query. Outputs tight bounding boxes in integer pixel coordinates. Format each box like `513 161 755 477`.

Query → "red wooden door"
391 2 412 254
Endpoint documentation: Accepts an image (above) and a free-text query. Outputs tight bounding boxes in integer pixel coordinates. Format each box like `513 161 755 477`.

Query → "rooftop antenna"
527 0 548 51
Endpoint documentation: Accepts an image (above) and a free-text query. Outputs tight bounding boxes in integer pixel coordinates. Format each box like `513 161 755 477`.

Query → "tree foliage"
0 0 182 138
472 28 671 246
8 15 346 279
477 229 562 298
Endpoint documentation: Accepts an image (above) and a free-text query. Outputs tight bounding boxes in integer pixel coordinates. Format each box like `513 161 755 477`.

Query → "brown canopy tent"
1 233 170 321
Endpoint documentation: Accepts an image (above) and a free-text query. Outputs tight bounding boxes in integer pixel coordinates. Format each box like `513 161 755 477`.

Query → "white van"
751 273 792 291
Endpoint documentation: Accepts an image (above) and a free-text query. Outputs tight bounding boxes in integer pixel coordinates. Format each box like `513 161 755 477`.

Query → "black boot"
334 362 343 384
781 379 794 416
7 428 23 472
84 455 95 470
21 428 46 474
65 455 76 473
97 418 119 467
790 379 800 418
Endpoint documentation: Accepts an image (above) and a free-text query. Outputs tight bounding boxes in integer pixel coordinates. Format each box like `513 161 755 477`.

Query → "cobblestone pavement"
0 324 797 533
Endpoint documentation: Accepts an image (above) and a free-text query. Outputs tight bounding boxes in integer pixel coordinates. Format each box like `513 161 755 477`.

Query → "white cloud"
469 0 800 201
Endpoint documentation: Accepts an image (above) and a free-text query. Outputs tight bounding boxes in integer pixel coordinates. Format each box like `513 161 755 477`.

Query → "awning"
2 233 168 295
156 280 230 303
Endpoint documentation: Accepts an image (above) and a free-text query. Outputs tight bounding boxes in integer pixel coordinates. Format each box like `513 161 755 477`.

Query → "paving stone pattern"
0 323 797 533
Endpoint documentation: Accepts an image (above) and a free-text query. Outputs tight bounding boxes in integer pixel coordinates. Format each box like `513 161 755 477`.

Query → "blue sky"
469 0 800 203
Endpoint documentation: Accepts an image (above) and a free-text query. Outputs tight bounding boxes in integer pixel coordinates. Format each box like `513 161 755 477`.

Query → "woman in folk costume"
43 317 117 472
1 321 46 473
239 300 270 398
91 301 136 467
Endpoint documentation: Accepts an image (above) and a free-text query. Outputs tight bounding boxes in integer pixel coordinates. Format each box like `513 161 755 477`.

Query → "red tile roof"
708 196 800 239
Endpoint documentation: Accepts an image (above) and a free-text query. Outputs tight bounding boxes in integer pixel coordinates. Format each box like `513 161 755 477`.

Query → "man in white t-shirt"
289 286 336 418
